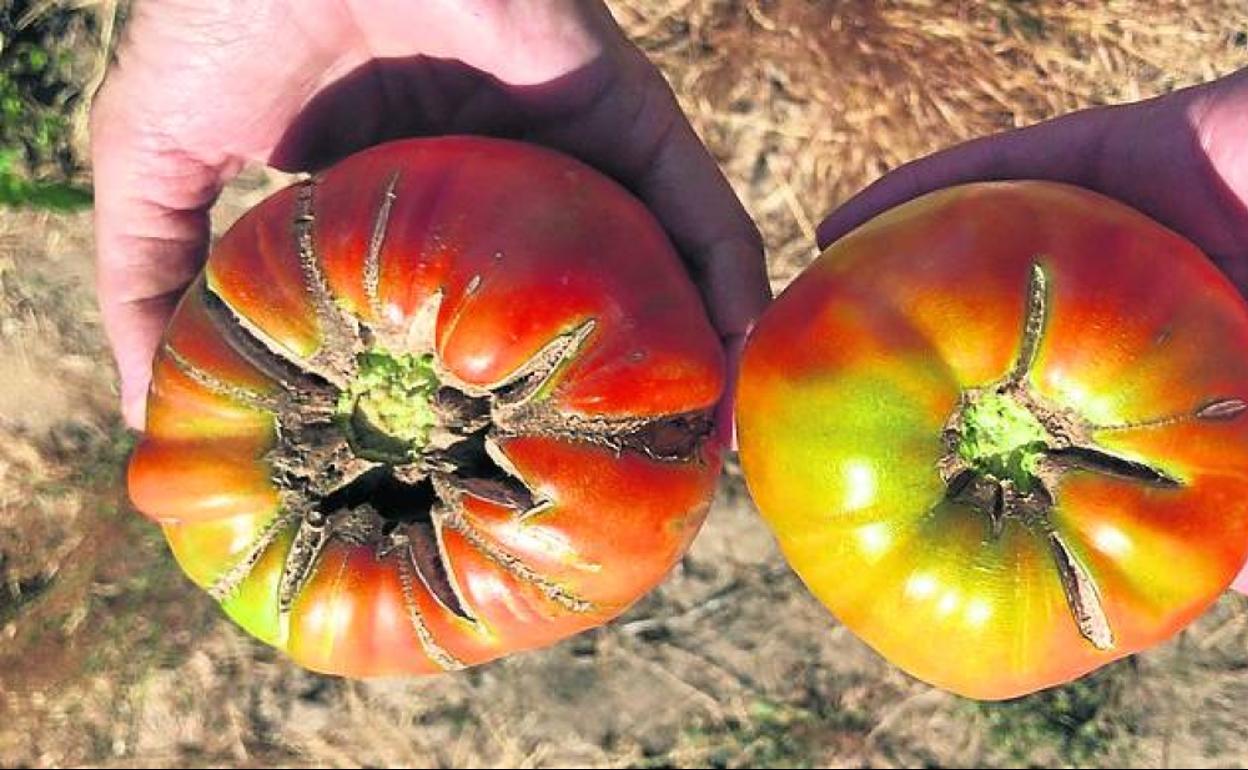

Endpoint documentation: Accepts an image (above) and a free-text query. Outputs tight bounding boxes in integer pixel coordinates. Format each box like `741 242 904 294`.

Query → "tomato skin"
737 181 1248 700
129 137 724 677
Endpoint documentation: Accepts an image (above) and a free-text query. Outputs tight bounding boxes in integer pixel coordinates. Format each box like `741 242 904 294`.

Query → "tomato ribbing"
129 137 725 677
737 181 1248 699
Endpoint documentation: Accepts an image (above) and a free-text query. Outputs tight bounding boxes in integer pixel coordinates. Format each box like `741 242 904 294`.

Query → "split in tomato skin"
737 181 1248 700
129 136 724 678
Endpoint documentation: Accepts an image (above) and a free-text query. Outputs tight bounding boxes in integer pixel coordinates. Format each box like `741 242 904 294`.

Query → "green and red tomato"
737 181 1248 699
128 136 725 677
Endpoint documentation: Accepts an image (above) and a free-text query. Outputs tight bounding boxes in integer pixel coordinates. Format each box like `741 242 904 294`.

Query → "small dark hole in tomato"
316 465 437 525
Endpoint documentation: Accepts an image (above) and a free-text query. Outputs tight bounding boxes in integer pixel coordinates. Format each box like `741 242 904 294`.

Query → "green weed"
0 1 96 210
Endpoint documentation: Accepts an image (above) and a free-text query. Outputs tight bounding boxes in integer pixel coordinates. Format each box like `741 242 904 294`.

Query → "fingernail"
1233 558 1248 595
121 384 147 432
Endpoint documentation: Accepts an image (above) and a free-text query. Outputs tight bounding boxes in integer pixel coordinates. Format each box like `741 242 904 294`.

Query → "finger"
525 51 771 341
629 98 773 341
815 73 1248 259
91 84 229 430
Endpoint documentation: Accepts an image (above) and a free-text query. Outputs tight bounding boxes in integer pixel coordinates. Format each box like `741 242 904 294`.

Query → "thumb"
815 104 1116 250
91 84 229 430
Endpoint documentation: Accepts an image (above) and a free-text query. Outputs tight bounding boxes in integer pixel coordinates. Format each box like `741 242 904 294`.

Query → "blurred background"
2 0 1247 766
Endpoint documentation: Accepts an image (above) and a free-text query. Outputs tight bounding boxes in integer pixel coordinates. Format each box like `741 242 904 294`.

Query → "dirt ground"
3 1 1248 767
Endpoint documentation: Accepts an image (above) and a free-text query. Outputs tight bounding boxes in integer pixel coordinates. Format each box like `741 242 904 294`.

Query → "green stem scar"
337 349 441 462
956 392 1049 494
937 260 1242 652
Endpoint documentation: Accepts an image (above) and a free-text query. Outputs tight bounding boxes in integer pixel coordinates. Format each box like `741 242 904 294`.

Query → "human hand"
815 68 1248 589
818 69 1248 281
91 0 768 432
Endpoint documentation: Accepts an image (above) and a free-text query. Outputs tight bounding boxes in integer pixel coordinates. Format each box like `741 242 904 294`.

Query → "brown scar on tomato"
294 179 363 378
363 171 400 322
1197 398 1248 420
395 551 467 671
489 319 597 411
1047 446 1178 486
1007 262 1047 384
1047 529 1114 650
359 290 446 377
1094 397 1248 432
207 511 298 602
199 281 343 399
214 293 347 392
402 517 475 621
434 475 594 614
936 260 1234 652
482 318 714 459
277 508 333 614
189 181 715 642
497 409 715 463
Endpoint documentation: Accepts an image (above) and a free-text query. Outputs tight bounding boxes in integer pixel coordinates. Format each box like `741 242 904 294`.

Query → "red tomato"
128 137 724 677
737 181 1248 699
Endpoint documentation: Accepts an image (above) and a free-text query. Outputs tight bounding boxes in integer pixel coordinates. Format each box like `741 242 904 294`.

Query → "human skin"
815 68 1248 591
90 0 770 433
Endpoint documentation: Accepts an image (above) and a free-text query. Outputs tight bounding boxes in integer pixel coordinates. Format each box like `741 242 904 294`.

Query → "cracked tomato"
128 136 724 677
737 181 1248 700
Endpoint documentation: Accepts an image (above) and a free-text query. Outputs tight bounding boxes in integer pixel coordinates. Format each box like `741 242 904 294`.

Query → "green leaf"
0 167 93 211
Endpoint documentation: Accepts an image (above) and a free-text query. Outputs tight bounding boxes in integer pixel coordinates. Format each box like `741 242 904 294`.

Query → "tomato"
736 181 1248 700
128 136 724 677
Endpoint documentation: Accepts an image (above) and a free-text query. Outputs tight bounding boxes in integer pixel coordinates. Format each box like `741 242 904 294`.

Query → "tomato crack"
161 341 282 412
305 465 473 621
1046 529 1114 650
363 171 400 322
277 508 333 615
1047 446 1179 486
191 207 710 655
1094 396 1248 432
206 511 299 603
199 281 341 399
395 550 467 671
294 179 364 378
496 408 714 463
490 320 597 410
434 475 594 614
